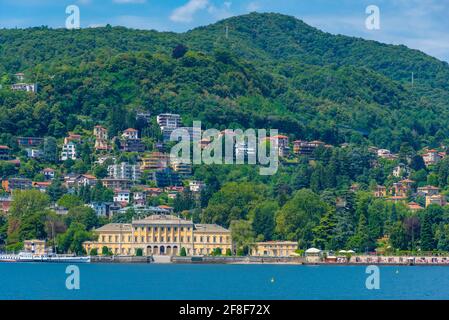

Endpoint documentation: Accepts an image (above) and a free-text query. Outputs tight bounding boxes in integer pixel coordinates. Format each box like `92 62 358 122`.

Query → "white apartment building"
60 142 77 161
189 180 206 193
157 113 181 128
157 114 182 142
108 162 141 181
113 190 131 203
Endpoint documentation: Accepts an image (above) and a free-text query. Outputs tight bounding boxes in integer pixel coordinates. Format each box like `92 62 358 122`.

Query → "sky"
1 0 449 62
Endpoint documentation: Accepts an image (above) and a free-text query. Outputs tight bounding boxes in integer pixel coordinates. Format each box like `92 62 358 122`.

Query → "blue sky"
1 0 449 62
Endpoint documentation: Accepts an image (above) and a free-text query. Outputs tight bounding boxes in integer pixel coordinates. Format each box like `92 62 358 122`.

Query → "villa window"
168 236 171 242
213 236 216 243
187 236 190 242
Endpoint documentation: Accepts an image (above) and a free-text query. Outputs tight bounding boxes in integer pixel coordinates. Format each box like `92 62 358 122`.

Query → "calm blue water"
0 263 448 300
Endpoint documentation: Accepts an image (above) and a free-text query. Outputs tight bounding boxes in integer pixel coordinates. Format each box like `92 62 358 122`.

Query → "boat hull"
0 255 91 263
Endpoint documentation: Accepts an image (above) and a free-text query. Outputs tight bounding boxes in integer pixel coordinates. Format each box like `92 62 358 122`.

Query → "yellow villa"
250 241 298 257
83 214 232 256
24 239 46 255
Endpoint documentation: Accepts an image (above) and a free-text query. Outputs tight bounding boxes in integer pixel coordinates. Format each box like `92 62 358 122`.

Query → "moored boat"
0 251 90 263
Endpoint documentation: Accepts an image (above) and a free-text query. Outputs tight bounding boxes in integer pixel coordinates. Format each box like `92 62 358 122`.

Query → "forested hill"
1 12 449 151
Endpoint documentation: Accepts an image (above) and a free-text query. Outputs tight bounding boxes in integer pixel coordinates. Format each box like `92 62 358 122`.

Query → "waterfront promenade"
89 254 449 266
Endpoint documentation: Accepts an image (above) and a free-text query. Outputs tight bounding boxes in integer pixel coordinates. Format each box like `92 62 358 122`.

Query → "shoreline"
85 255 449 266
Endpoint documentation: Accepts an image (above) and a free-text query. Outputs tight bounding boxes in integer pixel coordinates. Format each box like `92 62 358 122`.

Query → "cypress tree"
420 214 435 251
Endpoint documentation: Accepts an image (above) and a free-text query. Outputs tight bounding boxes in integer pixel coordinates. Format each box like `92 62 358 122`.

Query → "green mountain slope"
1 12 448 151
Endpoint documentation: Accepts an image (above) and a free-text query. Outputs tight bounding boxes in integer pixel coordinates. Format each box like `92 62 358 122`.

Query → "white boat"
0 251 90 263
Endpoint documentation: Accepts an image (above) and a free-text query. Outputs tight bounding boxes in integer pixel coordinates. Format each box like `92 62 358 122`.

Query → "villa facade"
250 241 298 257
83 214 232 256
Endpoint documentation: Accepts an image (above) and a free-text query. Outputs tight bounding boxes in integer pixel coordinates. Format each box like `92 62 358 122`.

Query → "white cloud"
170 0 210 23
247 1 260 12
208 1 233 20
113 0 146 3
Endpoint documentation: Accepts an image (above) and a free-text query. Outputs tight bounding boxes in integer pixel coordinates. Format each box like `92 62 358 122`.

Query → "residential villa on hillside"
373 178 448 209
293 140 324 156
93 125 110 151
11 83 37 93
422 149 445 166
0 145 10 160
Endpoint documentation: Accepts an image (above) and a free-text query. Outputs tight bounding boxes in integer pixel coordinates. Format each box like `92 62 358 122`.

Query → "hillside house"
11 83 37 93
293 140 324 156
426 194 446 207
17 137 44 148
1 178 32 192
422 149 444 166
42 168 55 180
60 142 77 161
122 128 139 140
0 145 11 160
93 125 109 151
374 185 387 198
417 185 440 196
140 152 169 171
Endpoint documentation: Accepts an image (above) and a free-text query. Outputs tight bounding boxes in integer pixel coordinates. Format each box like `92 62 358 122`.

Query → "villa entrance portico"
146 245 176 256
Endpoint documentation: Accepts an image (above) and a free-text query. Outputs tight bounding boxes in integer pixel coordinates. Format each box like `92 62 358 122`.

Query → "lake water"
0 263 448 300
